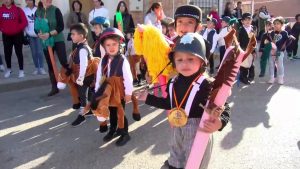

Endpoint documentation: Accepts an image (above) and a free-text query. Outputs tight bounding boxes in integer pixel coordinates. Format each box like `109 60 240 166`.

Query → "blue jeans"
0 54 3 65
29 36 44 69
269 51 284 78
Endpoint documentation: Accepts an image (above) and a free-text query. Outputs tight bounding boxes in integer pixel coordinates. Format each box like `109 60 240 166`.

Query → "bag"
67 32 72 41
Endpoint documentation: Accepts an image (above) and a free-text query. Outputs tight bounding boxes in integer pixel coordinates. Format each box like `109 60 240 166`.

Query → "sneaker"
293 56 300 59
99 124 108 133
71 115 86 126
267 78 275 84
4 70 12 78
115 134 130 146
288 55 294 60
32 70 39 75
103 130 116 142
85 110 93 117
72 103 81 109
47 88 59 96
277 76 284 85
0 65 5 72
18 70 25 78
39 68 47 75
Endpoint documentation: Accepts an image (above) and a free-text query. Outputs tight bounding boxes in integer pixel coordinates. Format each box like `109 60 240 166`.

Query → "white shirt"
125 39 136 57
202 28 219 54
23 6 37 37
218 27 229 46
78 49 88 79
259 12 271 20
144 12 162 31
88 7 109 28
95 56 133 96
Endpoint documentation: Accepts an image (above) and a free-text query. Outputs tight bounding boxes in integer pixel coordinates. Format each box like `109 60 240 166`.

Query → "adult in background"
0 0 28 78
209 5 221 32
144 2 165 31
35 0 69 96
23 0 46 75
88 0 109 41
258 6 271 40
233 1 243 19
223 1 234 18
113 1 134 45
67 0 92 48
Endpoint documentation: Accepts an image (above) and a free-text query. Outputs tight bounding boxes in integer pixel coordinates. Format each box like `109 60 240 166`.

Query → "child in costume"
268 17 289 84
69 23 98 126
258 19 275 77
200 17 219 74
238 13 257 85
137 33 230 169
217 16 231 68
93 27 133 146
90 16 110 58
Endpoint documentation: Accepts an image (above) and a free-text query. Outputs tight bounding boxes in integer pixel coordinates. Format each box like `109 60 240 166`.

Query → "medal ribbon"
173 74 202 110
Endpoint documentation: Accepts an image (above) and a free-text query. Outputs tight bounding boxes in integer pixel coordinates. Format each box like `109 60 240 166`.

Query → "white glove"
57 82 67 90
76 76 84 86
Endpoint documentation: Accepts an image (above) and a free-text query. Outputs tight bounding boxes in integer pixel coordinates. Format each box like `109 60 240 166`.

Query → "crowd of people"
0 0 300 169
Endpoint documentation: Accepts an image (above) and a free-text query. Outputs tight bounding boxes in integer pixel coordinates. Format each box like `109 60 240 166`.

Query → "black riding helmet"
169 33 207 67
174 5 202 30
99 27 125 45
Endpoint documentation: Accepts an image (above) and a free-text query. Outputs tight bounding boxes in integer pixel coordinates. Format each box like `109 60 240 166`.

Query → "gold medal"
168 108 188 127
169 74 202 127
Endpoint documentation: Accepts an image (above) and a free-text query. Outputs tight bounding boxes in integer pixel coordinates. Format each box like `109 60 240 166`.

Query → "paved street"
0 58 300 169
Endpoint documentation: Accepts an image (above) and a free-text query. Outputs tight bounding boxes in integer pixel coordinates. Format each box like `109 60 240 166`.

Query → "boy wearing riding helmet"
90 16 110 58
94 27 133 146
138 33 229 169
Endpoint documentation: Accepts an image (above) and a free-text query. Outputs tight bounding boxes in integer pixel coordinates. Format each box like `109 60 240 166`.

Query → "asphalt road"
1 58 300 169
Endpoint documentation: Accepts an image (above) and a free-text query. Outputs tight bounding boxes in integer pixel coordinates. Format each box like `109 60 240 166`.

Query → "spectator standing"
233 1 243 19
258 6 271 40
23 0 46 75
35 0 69 96
88 0 109 41
67 0 92 49
144 2 165 31
223 1 234 18
289 14 300 59
0 0 28 78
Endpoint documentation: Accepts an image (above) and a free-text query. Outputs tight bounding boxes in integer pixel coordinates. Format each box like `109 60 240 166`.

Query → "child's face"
296 16 300 23
71 30 84 44
103 38 120 56
273 21 283 31
221 21 228 28
168 26 176 37
93 24 103 36
207 21 215 29
176 17 197 37
162 25 167 35
266 23 273 31
174 52 203 76
242 18 252 27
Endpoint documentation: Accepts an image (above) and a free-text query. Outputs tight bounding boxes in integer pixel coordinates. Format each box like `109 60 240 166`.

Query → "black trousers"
2 32 24 70
43 41 68 89
219 46 226 64
109 99 129 135
77 75 95 107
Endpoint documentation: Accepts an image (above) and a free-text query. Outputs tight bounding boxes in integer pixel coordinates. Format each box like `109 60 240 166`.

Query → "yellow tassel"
134 25 174 83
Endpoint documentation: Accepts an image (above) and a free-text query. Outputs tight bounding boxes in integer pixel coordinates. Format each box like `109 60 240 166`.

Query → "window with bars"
189 0 220 23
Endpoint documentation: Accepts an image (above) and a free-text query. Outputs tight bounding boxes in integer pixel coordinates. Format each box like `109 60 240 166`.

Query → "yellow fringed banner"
134 25 173 83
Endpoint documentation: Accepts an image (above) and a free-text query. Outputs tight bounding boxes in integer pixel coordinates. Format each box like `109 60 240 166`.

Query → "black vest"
101 54 124 77
73 42 92 64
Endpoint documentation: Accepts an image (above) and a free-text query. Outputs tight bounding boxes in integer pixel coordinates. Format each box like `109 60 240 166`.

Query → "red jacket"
0 4 28 35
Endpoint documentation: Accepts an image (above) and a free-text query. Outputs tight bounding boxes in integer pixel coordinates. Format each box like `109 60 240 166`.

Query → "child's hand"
135 89 148 101
76 77 84 86
200 116 222 133
137 24 144 33
125 95 132 103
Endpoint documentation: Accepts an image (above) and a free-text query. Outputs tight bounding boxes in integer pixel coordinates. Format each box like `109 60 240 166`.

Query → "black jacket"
145 72 231 131
113 13 135 34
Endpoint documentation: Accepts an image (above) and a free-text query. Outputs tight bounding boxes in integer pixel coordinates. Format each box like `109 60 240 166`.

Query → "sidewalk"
0 39 72 93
